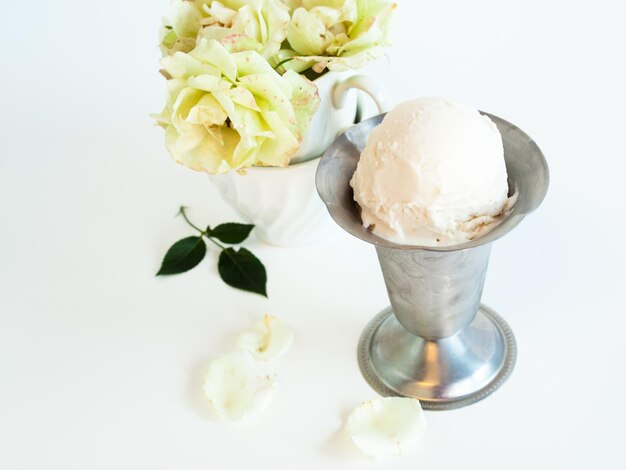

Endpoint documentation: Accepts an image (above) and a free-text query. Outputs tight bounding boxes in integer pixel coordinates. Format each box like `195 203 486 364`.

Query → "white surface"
1 1 625 469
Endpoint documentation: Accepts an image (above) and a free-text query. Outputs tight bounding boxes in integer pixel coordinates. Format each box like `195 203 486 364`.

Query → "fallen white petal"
203 351 276 421
346 397 427 458
236 315 294 361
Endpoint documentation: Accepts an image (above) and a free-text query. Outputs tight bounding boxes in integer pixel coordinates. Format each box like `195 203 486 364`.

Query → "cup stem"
375 243 492 340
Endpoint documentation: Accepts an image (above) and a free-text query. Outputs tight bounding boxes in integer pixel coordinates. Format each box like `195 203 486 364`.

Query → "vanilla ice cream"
350 97 513 246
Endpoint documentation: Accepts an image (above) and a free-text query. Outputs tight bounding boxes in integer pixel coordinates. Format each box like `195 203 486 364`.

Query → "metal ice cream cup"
316 112 549 409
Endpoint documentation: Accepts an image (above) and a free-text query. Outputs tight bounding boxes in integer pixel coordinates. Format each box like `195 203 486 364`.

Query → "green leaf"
157 236 206 275
207 223 255 244
218 247 267 297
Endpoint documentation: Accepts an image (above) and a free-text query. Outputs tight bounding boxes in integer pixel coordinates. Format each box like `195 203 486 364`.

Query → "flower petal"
190 39 238 82
224 85 262 111
187 74 231 93
281 70 320 136
237 315 295 361
203 351 277 421
162 51 221 79
238 74 295 126
204 1 237 26
346 397 427 458
186 94 229 126
253 110 300 167
169 0 204 38
167 121 239 174
232 49 279 77
287 8 333 56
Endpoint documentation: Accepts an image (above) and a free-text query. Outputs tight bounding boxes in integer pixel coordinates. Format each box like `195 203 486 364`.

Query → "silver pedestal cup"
316 113 549 410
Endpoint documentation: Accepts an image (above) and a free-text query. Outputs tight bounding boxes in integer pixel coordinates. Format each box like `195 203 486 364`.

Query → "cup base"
358 304 516 410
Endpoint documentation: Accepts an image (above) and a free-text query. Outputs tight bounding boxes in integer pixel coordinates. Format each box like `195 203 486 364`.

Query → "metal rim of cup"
315 112 550 252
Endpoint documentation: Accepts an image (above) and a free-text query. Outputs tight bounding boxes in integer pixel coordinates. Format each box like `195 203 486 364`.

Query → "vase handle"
331 74 391 122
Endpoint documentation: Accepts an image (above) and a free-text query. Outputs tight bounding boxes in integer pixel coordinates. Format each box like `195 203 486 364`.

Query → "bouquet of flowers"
154 0 396 174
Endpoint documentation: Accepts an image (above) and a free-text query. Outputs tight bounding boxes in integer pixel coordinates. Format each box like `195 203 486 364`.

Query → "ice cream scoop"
350 97 513 246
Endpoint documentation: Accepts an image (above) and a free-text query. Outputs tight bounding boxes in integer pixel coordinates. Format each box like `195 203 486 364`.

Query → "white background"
1 1 625 468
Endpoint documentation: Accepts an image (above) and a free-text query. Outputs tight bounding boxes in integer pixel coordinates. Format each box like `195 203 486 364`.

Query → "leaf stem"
273 57 294 71
178 207 204 233
178 206 226 250
205 235 226 251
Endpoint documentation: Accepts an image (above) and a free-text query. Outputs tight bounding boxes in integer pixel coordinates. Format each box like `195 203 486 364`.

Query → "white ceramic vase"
209 72 389 246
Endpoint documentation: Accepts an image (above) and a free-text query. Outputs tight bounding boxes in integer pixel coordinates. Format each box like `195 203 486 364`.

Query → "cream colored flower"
278 0 397 73
154 39 320 173
160 0 290 58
